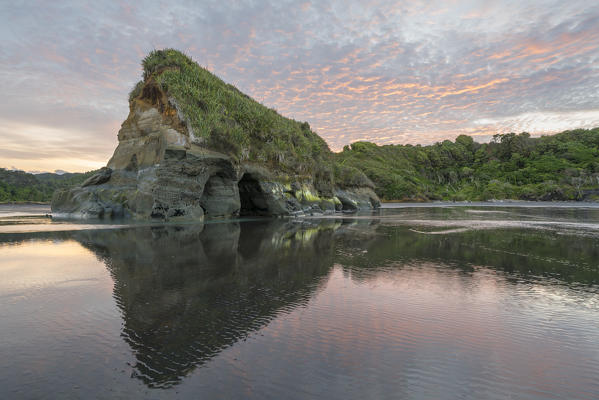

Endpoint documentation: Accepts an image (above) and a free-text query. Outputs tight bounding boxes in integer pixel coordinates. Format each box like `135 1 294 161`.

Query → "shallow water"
1 203 599 399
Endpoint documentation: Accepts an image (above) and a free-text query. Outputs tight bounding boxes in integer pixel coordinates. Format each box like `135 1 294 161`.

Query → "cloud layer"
1 0 598 171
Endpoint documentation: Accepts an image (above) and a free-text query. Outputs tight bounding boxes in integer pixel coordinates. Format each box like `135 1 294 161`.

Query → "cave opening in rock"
238 173 269 216
339 200 357 212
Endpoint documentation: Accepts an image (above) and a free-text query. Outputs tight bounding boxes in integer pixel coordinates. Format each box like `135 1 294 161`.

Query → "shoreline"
381 198 599 204
2 199 599 207
0 201 50 205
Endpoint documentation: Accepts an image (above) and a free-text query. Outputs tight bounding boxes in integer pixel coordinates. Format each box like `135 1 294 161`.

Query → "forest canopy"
334 127 599 202
0 169 95 203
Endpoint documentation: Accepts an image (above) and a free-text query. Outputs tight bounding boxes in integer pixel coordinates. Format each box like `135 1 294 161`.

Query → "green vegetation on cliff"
0 169 95 203
130 49 337 187
335 128 599 201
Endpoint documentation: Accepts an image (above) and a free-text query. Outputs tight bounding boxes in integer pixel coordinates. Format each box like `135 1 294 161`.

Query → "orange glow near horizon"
0 240 112 294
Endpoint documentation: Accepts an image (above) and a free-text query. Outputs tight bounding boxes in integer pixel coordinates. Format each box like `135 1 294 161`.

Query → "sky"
1 0 599 172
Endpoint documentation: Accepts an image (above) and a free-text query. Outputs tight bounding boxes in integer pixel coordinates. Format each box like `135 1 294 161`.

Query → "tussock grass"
130 49 334 185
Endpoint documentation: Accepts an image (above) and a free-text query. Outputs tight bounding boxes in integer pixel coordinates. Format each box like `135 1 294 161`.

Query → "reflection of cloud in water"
2 212 599 396
0 222 133 234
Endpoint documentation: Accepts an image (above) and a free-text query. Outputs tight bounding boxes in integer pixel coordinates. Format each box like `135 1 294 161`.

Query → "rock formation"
52 49 380 220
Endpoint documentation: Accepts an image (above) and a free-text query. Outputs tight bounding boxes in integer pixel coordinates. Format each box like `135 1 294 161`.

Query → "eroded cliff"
52 49 379 220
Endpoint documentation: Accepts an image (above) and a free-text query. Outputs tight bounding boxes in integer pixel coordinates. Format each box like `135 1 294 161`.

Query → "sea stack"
51 49 380 220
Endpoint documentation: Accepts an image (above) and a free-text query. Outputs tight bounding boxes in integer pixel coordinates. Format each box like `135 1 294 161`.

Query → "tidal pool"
1 204 599 399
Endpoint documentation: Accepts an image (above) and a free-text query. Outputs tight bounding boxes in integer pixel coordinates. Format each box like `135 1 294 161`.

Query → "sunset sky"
1 0 599 172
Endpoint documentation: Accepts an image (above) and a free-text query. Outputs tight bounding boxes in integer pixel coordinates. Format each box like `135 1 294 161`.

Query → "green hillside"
335 128 599 201
0 169 95 203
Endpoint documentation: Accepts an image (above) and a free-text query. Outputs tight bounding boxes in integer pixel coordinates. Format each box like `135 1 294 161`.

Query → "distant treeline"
335 127 599 202
3 127 599 203
0 168 95 203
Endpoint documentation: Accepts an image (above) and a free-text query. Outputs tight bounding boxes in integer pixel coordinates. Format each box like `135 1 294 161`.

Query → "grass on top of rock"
129 49 333 185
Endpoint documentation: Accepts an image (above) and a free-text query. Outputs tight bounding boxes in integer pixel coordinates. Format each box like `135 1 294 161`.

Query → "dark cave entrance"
238 173 269 216
338 197 358 212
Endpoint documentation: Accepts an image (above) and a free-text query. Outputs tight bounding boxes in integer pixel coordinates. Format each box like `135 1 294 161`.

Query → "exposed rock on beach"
52 49 379 219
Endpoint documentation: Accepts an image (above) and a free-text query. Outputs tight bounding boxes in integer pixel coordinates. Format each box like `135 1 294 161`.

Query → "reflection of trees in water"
334 223 599 286
74 220 341 388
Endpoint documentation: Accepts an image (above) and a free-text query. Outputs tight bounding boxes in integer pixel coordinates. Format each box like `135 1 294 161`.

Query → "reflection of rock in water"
8 212 597 388
74 220 340 388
